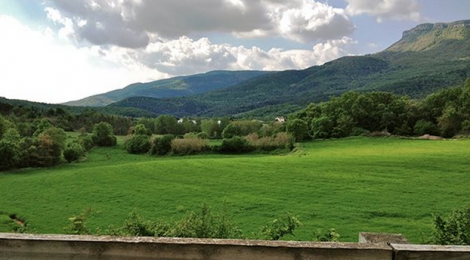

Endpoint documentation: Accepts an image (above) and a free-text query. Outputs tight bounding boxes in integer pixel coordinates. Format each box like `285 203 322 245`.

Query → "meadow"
1 136 469 242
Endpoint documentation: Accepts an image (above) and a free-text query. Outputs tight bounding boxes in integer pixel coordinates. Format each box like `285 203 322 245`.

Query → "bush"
196 132 209 139
168 203 242 239
64 142 85 163
125 135 151 154
261 213 301 240
313 228 340 242
64 208 92 235
78 134 94 151
150 134 174 156
218 137 253 154
246 132 294 151
433 205 470 245
414 120 439 136
92 122 117 147
171 138 208 155
222 124 238 139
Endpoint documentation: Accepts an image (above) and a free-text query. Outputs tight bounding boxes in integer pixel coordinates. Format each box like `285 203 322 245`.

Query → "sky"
0 0 469 104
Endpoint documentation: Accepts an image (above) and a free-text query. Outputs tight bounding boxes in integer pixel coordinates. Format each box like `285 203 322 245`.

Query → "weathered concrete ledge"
0 233 469 260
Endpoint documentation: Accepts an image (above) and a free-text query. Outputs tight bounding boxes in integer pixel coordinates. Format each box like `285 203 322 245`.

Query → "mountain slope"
110 20 470 118
64 70 269 107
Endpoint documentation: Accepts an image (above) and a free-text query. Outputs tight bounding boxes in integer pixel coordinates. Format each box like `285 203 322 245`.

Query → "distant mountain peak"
386 19 470 53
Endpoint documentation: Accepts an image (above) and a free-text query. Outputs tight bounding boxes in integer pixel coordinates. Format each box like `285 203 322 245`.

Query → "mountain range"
7 20 470 119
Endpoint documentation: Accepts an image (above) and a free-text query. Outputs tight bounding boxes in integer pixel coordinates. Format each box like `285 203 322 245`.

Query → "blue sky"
0 0 469 103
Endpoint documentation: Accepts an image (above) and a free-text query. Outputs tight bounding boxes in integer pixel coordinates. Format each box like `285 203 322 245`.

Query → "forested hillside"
108 20 470 118
64 70 269 107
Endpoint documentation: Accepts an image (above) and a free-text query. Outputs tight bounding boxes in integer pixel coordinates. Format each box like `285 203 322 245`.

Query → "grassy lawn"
1 137 469 242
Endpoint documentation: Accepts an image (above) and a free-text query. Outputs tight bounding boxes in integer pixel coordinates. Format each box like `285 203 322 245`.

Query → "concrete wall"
0 233 469 260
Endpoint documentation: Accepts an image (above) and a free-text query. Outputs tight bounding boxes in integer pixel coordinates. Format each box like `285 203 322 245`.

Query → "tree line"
287 78 470 140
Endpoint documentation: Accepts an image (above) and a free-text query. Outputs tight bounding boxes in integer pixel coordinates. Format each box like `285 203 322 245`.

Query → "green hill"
63 70 269 107
109 20 470 118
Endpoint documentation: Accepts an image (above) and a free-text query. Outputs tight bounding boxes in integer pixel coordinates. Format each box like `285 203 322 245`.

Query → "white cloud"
0 15 166 104
45 0 355 47
345 0 422 22
124 36 357 75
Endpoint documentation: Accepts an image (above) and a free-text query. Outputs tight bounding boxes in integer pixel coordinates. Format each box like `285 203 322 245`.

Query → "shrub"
92 122 117 147
433 205 470 245
64 208 92 235
222 124 238 139
313 228 340 242
245 132 294 151
196 132 209 139
150 134 174 156
218 136 253 154
64 142 85 163
125 135 151 154
78 134 94 151
414 120 439 136
261 213 301 240
183 132 198 139
108 211 169 237
168 203 242 239
171 138 208 155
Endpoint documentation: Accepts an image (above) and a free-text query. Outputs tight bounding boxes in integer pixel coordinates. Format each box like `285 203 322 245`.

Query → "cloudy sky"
0 0 469 103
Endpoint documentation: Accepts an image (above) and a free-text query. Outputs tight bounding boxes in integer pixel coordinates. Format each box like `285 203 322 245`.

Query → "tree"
133 124 152 136
64 142 85 163
311 116 334 139
0 140 19 171
92 122 117 147
125 135 151 154
150 134 174 156
36 127 67 167
155 115 178 135
222 124 238 139
286 119 309 142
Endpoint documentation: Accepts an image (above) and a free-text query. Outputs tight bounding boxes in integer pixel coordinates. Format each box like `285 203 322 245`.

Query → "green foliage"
313 228 341 242
286 119 309 142
64 142 85 163
311 116 334 139
64 208 92 235
218 136 253 154
107 210 169 237
0 115 7 139
0 140 19 171
92 122 117 147
125 135 151 154
78 134 94 151
221 124 238 139
169 203 242 239
133 124 152 136
433 205 470 245
200 119 223 139
414 120 439 136
35 127 67 167
261 213 301 240
155 115 179 135
150 134 174 156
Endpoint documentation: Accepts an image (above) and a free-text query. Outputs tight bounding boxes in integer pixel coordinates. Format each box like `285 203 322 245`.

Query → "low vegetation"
1 137 470 243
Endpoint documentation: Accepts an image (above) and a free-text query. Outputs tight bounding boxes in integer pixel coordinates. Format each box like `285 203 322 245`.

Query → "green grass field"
1 137 469 242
